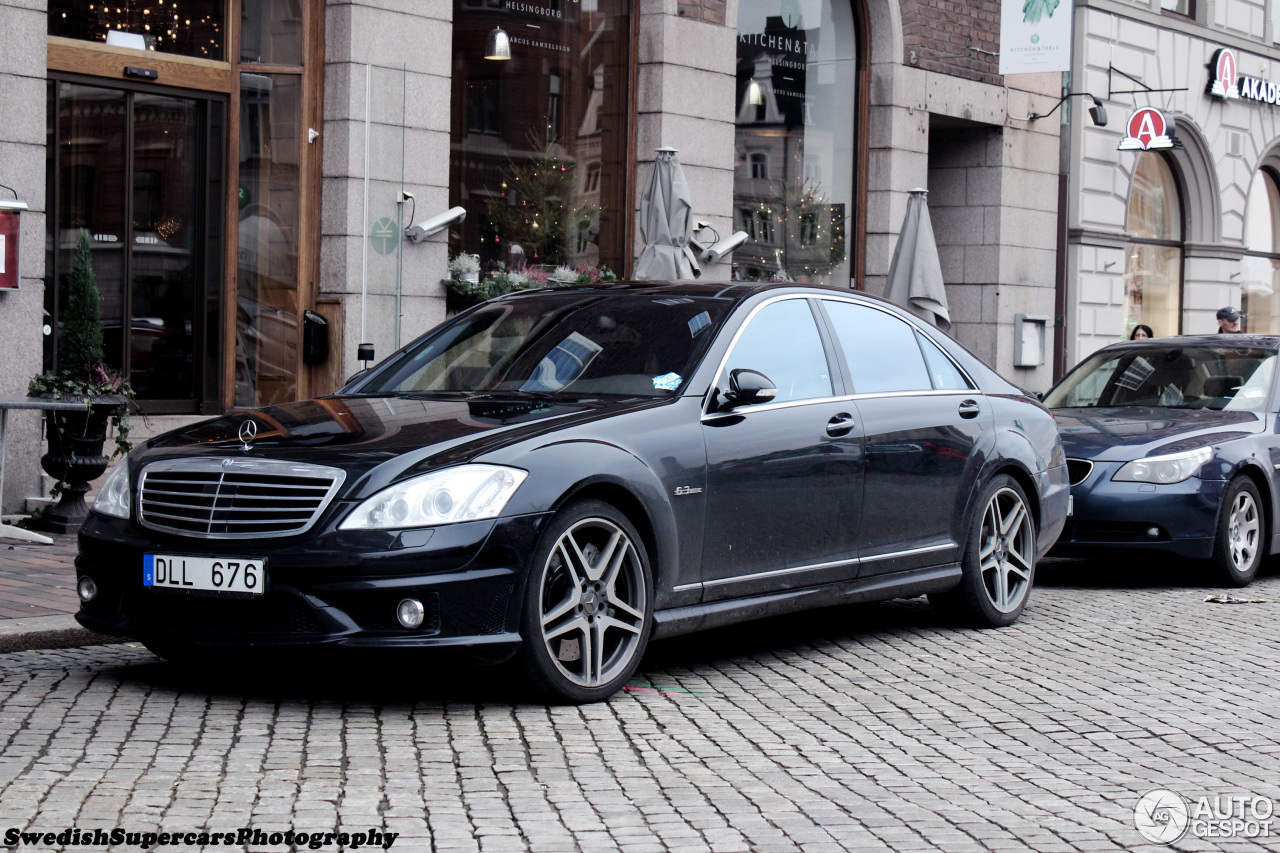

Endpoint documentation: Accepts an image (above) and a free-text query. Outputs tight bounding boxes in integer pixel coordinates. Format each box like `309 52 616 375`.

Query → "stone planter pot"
38 396 124 533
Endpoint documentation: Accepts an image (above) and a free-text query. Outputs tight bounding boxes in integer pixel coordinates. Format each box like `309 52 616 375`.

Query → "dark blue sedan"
1044 335 1279 585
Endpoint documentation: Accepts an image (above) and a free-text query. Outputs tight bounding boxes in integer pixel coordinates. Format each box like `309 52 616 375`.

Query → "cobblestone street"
1 559 1278 853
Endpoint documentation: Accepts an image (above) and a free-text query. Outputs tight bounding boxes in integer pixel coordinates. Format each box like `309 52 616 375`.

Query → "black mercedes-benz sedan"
76 282 1068 702
1044 335 1280 586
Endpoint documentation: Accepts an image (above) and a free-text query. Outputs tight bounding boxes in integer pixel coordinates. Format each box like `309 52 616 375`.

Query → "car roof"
1100 334 1280 351
495 279 904 310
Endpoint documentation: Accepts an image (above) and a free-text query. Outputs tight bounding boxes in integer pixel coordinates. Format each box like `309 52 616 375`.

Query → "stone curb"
0 614 120 654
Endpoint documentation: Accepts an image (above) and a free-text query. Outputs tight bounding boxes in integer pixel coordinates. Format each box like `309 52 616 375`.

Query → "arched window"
1242 169 1280 333
734 0 859 285
1124 152 1184 337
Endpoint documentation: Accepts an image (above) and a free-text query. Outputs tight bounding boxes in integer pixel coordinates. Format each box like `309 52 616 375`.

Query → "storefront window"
449 0 633 273
1242 169 1280 333
240 0 303 65
734 0 857 286
1124 152 1183 338
49 0 225 60
236 72 301 407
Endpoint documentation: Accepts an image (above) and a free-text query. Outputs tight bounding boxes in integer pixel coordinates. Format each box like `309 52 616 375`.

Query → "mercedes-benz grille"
138 458 346 539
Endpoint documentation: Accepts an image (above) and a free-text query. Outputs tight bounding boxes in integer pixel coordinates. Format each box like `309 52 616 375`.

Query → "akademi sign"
1207 46 1280 105
1118 107 1177 151
0 199 28 291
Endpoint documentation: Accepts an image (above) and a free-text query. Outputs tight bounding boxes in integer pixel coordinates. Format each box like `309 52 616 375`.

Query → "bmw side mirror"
721 368 777 410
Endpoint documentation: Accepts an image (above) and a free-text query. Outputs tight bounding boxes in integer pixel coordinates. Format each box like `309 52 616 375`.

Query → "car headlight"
93 462 132 519
1112 447 1213 485
339 464 528 530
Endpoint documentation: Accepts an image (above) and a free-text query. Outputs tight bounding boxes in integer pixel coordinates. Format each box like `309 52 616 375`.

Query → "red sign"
0 210 19 290
1118 107 1175 151
1208 47 1240 100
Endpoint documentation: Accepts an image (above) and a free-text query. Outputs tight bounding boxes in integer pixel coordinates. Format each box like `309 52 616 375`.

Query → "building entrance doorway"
46 78 224 413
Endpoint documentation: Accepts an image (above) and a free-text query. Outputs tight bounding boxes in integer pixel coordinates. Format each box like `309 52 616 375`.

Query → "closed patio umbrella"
884 188 951 332
634 147 700 281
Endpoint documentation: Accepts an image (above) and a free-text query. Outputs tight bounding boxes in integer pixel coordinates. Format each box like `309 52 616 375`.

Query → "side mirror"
342 367 371 389
721 368 777 410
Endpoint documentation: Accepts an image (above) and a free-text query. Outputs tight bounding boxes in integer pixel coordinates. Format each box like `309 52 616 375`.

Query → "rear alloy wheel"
930 474 1036 627
1211 476 1264 587
519 500 652 703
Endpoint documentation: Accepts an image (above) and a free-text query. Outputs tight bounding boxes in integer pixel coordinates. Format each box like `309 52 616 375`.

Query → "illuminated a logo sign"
1208 48 1240 100
1118 108 1175 151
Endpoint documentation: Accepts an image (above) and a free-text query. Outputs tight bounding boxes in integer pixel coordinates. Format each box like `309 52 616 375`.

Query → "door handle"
958 399 981 419
826 413 856 436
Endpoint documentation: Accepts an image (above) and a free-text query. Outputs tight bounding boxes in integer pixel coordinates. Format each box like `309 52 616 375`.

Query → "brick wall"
901 0 1002 85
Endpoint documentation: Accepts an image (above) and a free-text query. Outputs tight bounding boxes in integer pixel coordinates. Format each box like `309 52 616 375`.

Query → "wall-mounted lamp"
1028 93 1108 127
485 27 511 61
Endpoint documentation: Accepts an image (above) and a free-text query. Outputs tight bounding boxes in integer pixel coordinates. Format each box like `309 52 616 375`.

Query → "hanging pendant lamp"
485 27 512 61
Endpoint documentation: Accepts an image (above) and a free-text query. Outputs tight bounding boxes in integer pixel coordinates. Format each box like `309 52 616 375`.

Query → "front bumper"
1050 459 1225 560
73 511 550 661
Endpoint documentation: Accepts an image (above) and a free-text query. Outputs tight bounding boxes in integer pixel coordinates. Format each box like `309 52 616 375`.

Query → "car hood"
139 394 665 495
1052 407 1264 461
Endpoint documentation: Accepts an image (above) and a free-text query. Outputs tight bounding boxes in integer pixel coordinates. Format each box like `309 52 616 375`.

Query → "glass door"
46 78 224 413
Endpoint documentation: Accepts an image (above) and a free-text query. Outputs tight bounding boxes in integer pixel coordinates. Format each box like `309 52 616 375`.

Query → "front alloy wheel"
520 500 652 702
1211 476 1263 587
930 474 1036 627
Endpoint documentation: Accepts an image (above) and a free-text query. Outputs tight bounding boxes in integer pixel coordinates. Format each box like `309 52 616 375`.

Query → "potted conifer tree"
28 229 133 533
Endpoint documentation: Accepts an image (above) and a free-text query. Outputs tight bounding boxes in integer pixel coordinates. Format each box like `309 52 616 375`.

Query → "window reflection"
49 0 225 60
734 0 856 286
236 73 301 407
1124 153 1183 338
1242 170 1280 334
450 0 632 273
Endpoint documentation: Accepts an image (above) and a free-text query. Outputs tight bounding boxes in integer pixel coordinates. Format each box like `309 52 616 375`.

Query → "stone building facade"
0 0 1063 514
1068 0 1280 361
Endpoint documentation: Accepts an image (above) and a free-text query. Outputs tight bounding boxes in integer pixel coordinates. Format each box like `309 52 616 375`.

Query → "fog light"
1147 526 1161 539
77 576 98 602
397 598 425 629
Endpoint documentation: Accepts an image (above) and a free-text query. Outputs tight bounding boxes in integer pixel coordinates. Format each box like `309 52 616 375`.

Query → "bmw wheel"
518 499 652 703
930 474 1036 627
1210 476 1264 587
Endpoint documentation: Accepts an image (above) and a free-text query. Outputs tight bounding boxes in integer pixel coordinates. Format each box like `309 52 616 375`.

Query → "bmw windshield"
1044 344 1277 412
356 291 731 399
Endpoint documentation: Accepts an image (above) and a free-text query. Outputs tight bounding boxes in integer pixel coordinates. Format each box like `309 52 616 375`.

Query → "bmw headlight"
339 464 528 530
93 462 132 519
1112 447 1213 485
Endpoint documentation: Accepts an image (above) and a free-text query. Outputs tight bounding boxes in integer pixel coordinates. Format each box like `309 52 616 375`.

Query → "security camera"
405 206 466 242
699 231 749 265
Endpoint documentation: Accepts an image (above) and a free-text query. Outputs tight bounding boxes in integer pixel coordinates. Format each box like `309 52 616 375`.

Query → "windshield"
1044 344 1277 412
358 291 731 398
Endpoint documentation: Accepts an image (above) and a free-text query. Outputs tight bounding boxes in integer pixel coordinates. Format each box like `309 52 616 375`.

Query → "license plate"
143 554 266 595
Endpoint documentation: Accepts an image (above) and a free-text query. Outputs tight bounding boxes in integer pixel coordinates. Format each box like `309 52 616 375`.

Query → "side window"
824 301 931 393
723 299 833 403
917 332 974 390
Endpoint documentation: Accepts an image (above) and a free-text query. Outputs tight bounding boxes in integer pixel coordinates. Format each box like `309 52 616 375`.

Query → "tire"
929 474 1036 627
517 499 653 703
1210 476 1264 587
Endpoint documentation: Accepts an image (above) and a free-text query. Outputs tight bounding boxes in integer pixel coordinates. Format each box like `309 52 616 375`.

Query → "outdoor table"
0 396 90 545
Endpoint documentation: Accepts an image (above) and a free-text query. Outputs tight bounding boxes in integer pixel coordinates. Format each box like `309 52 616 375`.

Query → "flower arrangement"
442 261 618 312
448 252 481 278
